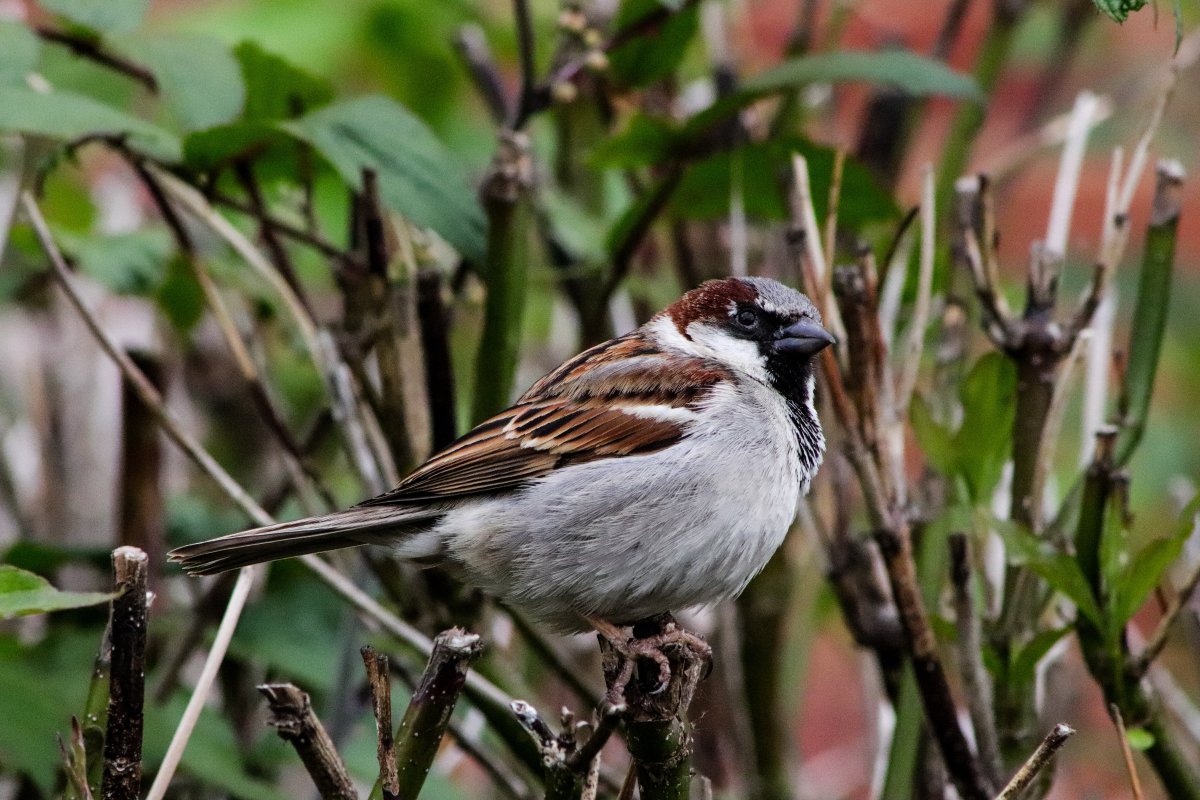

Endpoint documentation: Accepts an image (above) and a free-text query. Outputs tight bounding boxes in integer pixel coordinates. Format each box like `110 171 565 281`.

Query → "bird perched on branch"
171 277 833 689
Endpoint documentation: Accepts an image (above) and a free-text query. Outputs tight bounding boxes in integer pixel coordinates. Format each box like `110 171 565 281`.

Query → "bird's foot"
589 614 711 703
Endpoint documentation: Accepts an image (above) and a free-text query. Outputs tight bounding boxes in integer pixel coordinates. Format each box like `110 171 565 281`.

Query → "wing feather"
358 334 733 506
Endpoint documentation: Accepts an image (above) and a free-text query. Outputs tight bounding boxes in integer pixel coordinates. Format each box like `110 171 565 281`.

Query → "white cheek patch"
686 323 769 382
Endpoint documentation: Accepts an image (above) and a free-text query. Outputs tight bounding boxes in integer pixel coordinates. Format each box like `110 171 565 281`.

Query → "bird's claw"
595 617 712 703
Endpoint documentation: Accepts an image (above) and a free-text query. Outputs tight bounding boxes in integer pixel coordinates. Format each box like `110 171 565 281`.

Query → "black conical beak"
772 319 836 355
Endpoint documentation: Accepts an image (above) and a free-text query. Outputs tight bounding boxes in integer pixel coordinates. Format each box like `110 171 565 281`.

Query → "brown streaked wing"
358 338 732 505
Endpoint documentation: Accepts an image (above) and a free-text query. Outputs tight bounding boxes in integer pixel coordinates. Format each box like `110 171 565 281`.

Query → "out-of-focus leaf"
745 50 983 100
609 0 700 87
228 564 343 691
0 629 97 794
1126 727 1155 751
589 113 679 169
998 522 1104 627
1027 554 1104 628
1109 493 1200 627
1091 0 1148 23
113 35 245 131
38 0 149 34
0 21 40 85
909 394 955 476
0 565 113 620
142 695 290 800
283 95 485 261
234 40 333 121
182 121 289 170
682 49 980 143
541 187 608 265
0 85 181 162
155 256 205 333
58 227 173 295
956 353 1016 503
669 138 897 226
1009 626 1070 688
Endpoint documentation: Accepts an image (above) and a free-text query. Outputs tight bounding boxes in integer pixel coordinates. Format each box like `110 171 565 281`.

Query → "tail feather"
168 506 438 575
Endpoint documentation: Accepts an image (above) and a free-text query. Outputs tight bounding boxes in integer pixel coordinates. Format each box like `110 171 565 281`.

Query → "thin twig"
1110 704 1146 800
790 154 846 344
101 547 150 800
454 24 511 124
823 148 846 272
361 647 399 800
210 191 353 265
260 684 358 800
1044 91 1101 261
895 165 935 417
949 535 1003 791
1029 330 1089 533
34 27 159 91
511 0 538 129
995 723 1075 800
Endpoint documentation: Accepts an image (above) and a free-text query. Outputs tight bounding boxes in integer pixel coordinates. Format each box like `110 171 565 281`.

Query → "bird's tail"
168 506 438 575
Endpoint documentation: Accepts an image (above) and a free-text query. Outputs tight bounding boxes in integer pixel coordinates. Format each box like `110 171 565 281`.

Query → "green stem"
375 629 484 800
1116 162 1184 466
736 548 794 800
473 131 535 423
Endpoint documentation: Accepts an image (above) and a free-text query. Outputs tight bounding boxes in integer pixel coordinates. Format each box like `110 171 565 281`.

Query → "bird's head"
655 277 835 389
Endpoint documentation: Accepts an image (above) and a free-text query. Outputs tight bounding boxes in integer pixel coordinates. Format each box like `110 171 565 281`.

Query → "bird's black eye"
735 309 757 329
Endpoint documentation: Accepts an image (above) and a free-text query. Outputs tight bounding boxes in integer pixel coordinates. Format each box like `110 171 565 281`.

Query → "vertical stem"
361 647 399 800
473 131 534 422
735 548 794 800
117 352 164 575
101 547 149 800
384 629 484 800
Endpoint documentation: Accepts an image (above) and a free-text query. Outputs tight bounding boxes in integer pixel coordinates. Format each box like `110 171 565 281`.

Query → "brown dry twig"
259 684 358 800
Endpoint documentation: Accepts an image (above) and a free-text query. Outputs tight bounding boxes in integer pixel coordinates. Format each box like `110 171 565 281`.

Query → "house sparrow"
170 277 833 672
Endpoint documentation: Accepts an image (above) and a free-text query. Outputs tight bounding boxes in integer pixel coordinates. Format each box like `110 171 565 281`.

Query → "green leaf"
1091 0 1149 23
1126 727 1155 751
0 565 113 619
38 0 149 34
1009 626 1071 688
955 353 1016 503
1109 493 1200 627
283 95 485 261
182 122 289 171
155 255 205 333
589 113 679 169
909 394 956 477
57 227 174 295
234 40 334 121
113 35 245 131
997 522 1104 627
668 138 897 226
609 0 700 87
745 49 984 100
0 85 181 162
0 21 40 86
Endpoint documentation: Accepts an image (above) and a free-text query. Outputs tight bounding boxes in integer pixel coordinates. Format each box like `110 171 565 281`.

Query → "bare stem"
259 684 358 800
101 547 149 800
1110 704 1146 800
361 646 399 800
385 629 484 800
995 724 1075 800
